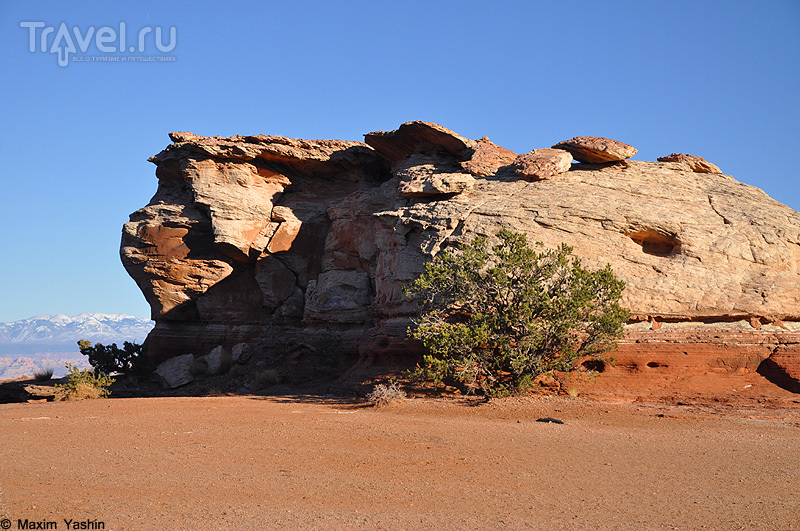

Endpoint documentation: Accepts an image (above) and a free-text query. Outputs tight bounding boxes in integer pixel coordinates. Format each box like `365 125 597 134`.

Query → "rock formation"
657 153 722 174
122 121 800 396
394 154 476 197
552 136 637 163
460 137 517 177
510 149 573 180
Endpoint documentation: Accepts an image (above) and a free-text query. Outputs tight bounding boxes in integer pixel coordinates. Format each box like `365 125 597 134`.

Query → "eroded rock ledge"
121 121 800 395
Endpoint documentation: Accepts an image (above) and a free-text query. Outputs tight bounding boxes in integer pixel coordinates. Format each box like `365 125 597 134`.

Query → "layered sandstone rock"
122 122 800 396
122 133 388 321
563 321 800 400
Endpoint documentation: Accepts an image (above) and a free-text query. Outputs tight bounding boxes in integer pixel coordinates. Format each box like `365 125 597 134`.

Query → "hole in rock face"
646 361 666 368
582 359 606 373
627 230 679 257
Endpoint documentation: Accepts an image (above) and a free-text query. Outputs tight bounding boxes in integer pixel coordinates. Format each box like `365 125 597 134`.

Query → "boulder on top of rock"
395 153 475 197
365 121 475 165
657 153 722 174
511 148 573 180
461 137 517 177
552 136 637 163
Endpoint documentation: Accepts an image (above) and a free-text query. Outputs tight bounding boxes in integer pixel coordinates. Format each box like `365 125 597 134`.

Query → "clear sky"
1 1 798 323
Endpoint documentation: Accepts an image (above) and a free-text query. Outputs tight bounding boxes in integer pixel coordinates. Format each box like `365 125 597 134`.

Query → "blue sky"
1 1 798 323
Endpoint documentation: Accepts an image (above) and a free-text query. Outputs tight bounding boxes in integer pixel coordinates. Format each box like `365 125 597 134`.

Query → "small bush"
566 387 579 398
78 340 153 378
34 367 54 381
250 369 279 391
54 363 115 401
367 381 407 407
404 230 630 397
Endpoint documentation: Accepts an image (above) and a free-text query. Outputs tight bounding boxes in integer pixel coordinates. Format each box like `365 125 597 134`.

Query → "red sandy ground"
1 394 799 530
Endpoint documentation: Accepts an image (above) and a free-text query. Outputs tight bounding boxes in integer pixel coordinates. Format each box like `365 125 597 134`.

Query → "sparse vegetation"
33 367 54 381
78 340 153 378
367 380 407 407
250 369 279 391
567 387 579 398
54 363 115 400
404 229 630 397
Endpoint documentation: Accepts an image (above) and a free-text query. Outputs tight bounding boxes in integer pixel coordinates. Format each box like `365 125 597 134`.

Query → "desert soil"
1 394 798 531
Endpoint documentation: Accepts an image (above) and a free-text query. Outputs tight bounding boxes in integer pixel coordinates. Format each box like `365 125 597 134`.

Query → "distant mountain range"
0 313 153 380
0 313 153 344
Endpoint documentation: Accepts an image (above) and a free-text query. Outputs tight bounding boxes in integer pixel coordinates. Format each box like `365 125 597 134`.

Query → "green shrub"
78 340 153 377
54 363 115 400
404 230 630 397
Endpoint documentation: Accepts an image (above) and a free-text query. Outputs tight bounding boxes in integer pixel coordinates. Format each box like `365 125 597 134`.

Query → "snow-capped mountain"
0 313 154 380
0 313 153 344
